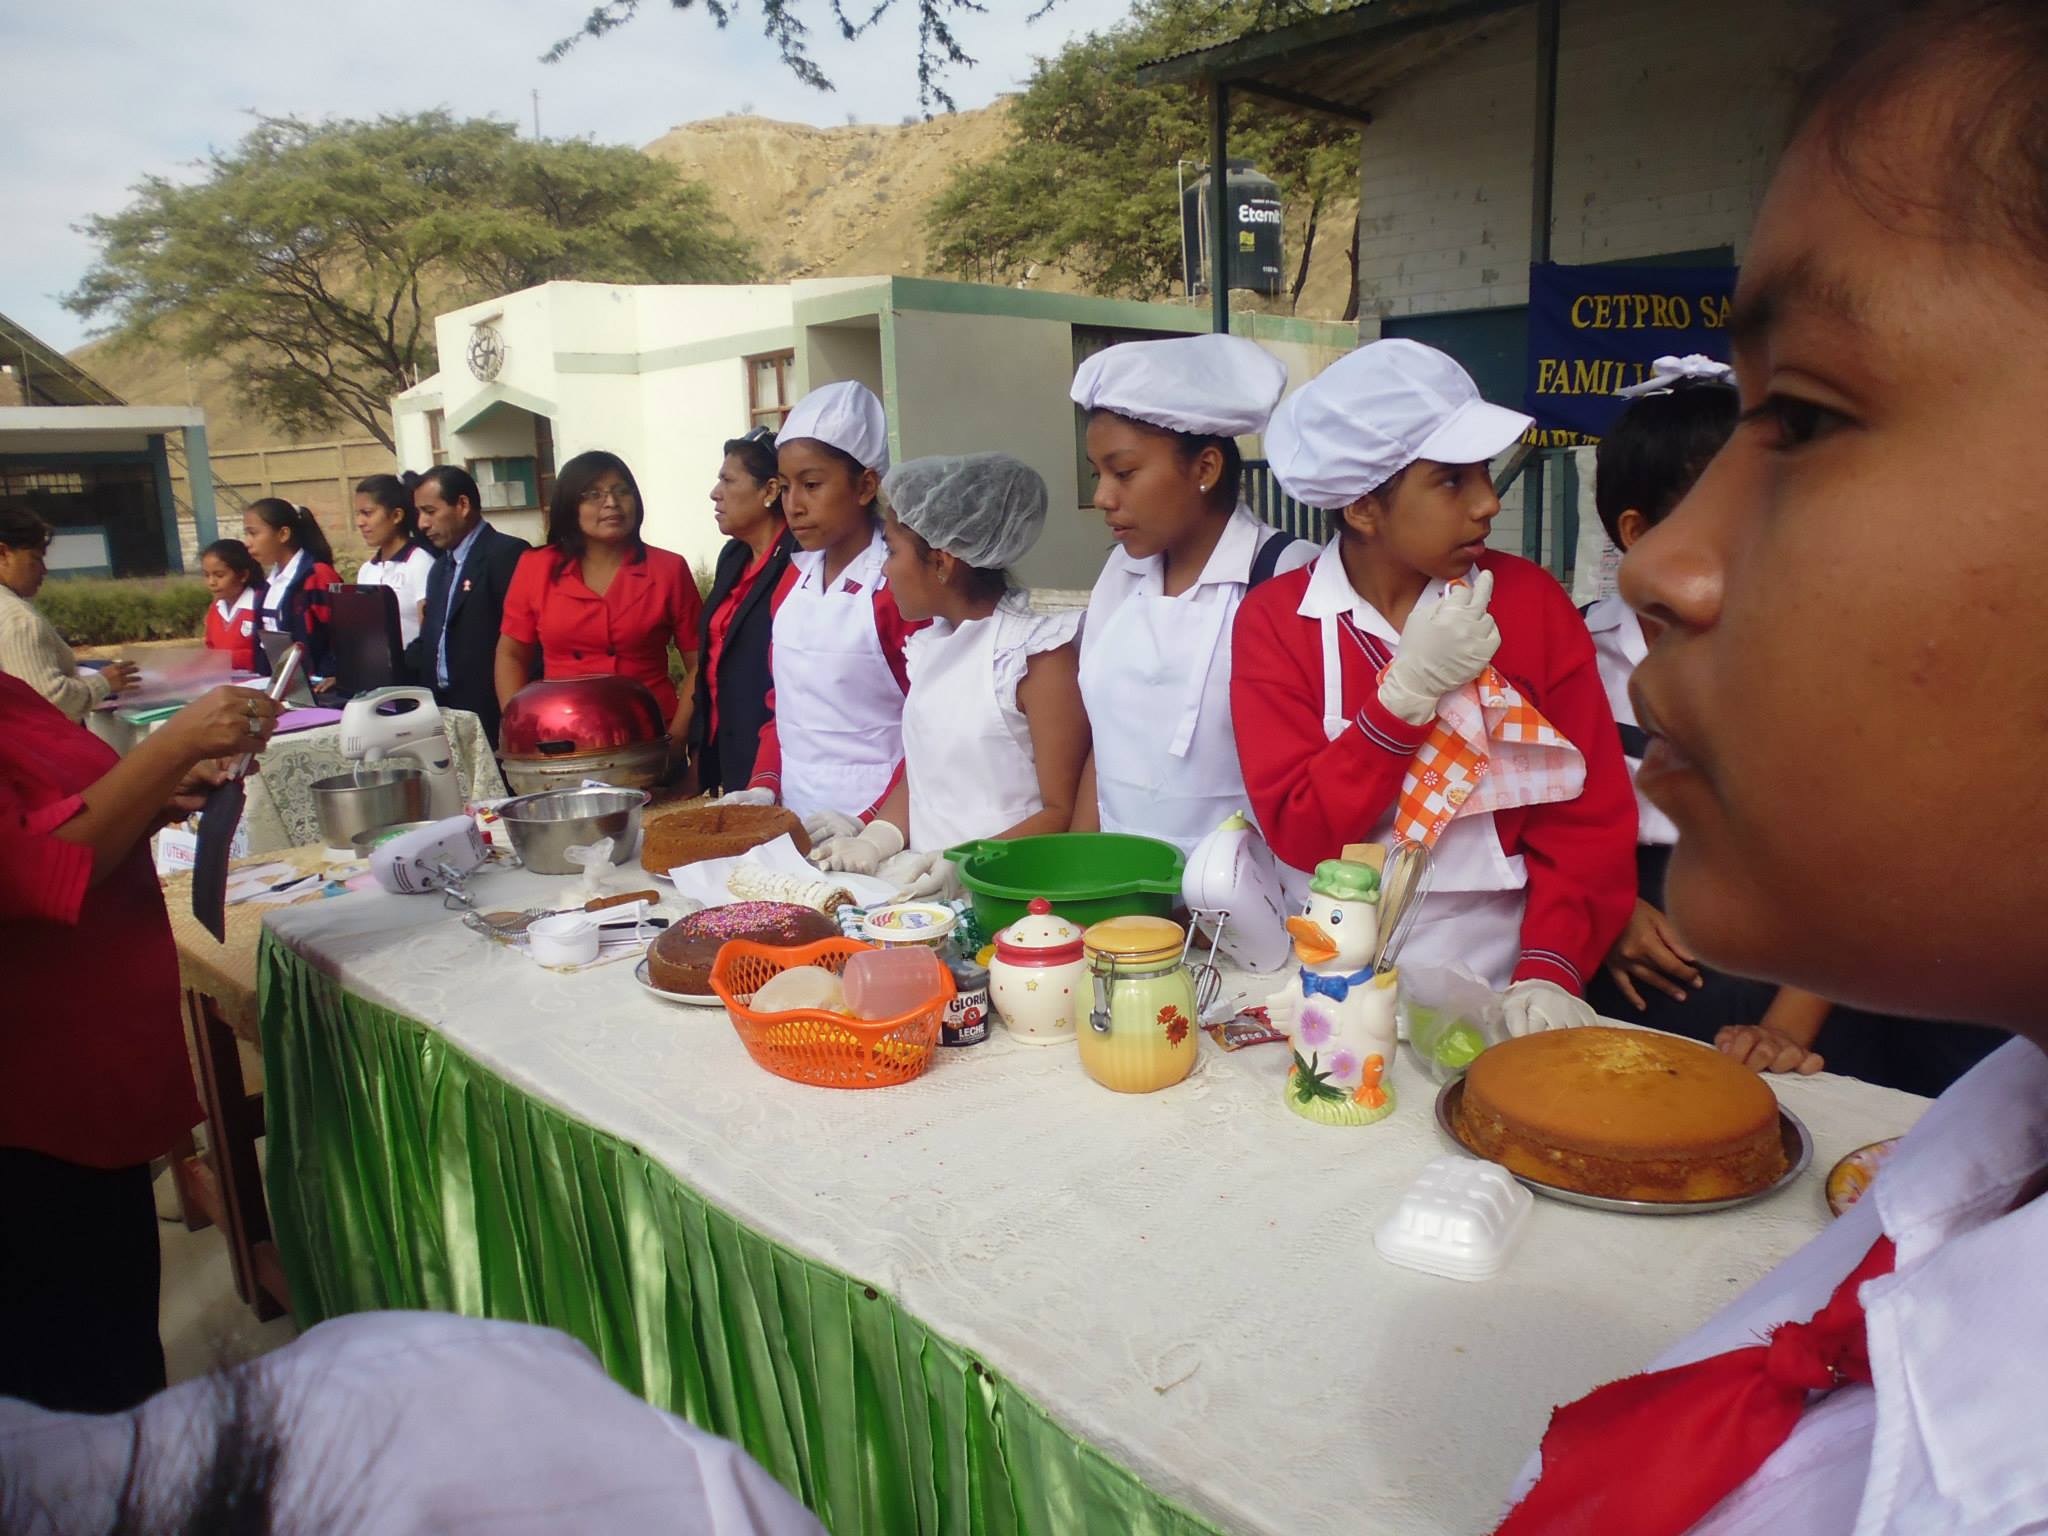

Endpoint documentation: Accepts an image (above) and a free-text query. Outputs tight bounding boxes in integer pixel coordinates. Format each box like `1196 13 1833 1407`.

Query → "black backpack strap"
1577 600 1595 617
1248 533 1303 588
1616 722 1652 760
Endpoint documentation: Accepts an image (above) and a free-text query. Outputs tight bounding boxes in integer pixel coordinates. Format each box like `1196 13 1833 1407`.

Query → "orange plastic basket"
709 938 954 1089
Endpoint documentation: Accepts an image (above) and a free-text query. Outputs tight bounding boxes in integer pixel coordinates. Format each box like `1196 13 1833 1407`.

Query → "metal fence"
1241 458 1327 545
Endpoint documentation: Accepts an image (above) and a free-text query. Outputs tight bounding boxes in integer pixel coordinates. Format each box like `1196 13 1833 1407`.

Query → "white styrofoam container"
1373 1156 1534 1282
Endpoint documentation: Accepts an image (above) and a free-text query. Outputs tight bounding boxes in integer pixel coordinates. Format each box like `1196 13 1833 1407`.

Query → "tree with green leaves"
68 112 755 451
923 0 1357 313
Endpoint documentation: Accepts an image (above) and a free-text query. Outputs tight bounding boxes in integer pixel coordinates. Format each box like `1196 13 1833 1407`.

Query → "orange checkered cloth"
1386 661 1585 848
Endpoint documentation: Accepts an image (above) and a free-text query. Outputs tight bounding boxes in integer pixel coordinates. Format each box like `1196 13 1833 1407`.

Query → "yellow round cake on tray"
1456 1026 1787 1202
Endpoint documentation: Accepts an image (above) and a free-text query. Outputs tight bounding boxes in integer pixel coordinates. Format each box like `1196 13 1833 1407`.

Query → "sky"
1 0 1104 354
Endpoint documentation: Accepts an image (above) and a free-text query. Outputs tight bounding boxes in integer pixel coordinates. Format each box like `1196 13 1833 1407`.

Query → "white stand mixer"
339 687 465 821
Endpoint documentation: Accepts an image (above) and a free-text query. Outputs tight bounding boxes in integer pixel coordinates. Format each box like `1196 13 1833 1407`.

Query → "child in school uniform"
199 539 263 674
809 453 1088 898
1231 340 1636 1035
716 381 924 834
1494 3 2048 1527
1585 357 2002 1094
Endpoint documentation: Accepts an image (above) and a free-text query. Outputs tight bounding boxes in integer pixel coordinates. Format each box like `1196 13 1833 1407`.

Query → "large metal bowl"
495 786 650 875
312 765 429 850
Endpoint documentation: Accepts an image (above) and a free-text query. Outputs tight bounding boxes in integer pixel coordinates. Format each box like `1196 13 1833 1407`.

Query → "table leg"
185 988 290 1322
166 1130 215 1233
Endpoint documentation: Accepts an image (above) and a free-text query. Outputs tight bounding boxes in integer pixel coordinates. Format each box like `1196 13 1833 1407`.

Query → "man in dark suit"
407 465 530 745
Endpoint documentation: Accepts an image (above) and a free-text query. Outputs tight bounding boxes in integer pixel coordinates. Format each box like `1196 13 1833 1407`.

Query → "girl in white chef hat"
809 452 1089 897
1231 339 1637 1036
1068 333 1315 857
716 381 926 836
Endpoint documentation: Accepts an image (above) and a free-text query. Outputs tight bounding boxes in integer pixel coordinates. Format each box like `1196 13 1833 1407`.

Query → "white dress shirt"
1506 1036 2048 1534
356 541 437 647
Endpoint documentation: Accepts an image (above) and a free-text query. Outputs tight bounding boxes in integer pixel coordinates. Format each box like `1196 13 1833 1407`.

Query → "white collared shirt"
260 549 306 623
1505 1036 2048 1534
357 542 436 646
212 587 256 627
1582 592 1678 847
1291 534 1452 643
1079 505 1314 662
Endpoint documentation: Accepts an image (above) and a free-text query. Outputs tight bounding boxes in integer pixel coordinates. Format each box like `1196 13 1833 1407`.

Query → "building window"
427 409 448 466
469 456 539 511
744 351 795 432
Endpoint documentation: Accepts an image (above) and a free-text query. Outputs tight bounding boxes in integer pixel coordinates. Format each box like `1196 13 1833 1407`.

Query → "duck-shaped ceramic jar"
1262 856 1399 1125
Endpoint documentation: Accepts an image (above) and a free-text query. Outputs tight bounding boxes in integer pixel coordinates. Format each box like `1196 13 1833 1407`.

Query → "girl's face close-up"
354 493 404 552
878 505 944 623
1621 89 2048 1030
712 454 778 540
778 440 876 553
1363 460 1500 584
1084 413 1219 563
242 514 291 568
201 553 243 601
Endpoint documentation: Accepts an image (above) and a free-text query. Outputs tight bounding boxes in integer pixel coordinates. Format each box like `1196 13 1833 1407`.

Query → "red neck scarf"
1496 1237 1896 1536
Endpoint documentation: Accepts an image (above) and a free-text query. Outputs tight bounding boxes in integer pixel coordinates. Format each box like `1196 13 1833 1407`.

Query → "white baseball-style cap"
1070 334 1288 438
777 380 890 474
1266 339 1534 511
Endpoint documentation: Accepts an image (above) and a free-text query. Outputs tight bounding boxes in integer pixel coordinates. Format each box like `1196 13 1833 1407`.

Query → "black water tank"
1182 160 1285 297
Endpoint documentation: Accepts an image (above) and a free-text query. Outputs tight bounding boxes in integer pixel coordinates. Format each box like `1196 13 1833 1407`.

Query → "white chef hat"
1069 334 1288 438
885 453 1049 571
777 380 890 474
1265 339 1533 511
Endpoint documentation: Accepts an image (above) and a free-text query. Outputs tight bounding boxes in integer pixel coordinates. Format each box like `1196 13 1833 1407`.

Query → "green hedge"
36 577 211 647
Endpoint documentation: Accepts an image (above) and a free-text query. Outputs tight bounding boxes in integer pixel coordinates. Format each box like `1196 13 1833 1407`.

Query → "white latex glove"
802 809 863 844
715 787 776 808
808 818 905 875
1378 569 1501 726
877 848 962 902
1502 978 1599 1036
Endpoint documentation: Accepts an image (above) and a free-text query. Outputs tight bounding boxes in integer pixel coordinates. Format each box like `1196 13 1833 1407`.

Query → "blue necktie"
1301 966 1376 1002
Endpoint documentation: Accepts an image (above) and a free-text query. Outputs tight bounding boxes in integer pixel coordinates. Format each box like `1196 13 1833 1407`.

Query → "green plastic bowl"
944 833 1186 936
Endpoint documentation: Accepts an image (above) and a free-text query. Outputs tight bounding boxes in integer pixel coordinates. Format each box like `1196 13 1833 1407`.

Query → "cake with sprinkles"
647 901 839 996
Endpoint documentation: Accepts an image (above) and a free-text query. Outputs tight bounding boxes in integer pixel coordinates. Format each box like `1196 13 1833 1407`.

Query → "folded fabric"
1389 666 1584 848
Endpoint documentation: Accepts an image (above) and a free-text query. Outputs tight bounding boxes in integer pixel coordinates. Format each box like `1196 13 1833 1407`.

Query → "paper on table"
663 834 896 910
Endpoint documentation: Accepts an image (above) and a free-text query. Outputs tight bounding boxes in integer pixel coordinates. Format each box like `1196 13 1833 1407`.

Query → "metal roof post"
1210 80 1232 336
1524 0 1561 565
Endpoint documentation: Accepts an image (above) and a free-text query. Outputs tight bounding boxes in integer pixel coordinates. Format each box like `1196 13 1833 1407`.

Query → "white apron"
901 602 1047 854
1079 581 1246 857
1273 611 1528 989
771 530 905 821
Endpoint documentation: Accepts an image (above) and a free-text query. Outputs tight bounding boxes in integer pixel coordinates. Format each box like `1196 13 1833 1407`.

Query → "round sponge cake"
1457 1026 1787 1202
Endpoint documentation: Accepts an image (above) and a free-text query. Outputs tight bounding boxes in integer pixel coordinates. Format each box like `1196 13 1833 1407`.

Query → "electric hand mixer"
338 687 465 820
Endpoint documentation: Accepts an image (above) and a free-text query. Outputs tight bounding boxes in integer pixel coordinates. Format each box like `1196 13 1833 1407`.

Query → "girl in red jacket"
1231 339 1635 1035
199 538 263 673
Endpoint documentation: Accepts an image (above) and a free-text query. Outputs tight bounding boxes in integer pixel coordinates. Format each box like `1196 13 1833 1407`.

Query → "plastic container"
843 947 945 1022
944 833 1185 936
752 965 848 1015
711 938 954 1089
1397 964 1510 1083
1373 1156 1533 1282
861 902 959 951
527 912 600 967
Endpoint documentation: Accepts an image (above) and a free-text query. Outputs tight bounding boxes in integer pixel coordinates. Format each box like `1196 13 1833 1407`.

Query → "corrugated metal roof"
0 313 125 408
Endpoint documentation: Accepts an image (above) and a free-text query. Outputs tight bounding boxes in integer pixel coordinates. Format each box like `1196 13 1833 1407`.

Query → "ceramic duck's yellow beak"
1286 916 1338 966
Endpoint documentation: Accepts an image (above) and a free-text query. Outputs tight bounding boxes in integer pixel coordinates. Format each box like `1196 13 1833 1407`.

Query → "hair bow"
1616 354 1736 398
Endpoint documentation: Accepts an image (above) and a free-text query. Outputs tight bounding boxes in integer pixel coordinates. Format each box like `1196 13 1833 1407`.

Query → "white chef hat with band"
1265 338 1534 511
1070 334 1289 438
777 380 891 474
885 452 1049 571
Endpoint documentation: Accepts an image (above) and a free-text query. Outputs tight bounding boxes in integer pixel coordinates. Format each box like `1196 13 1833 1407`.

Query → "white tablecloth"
266 868 1929 1536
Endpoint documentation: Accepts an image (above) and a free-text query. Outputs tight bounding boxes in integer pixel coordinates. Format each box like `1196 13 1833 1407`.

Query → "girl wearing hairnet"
809 454 1088 898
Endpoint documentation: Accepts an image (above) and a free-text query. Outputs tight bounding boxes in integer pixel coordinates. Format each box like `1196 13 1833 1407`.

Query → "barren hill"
76 102 1357 454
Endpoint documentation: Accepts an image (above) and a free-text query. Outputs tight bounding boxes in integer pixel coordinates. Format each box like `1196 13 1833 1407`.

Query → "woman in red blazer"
1231 341 1635 1037
495 452 704 760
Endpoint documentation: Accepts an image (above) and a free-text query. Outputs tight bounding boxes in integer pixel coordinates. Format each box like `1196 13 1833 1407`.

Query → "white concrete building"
395 277 1354 592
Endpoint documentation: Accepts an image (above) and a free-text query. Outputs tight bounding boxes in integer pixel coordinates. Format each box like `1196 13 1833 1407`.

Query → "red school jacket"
1229 549 1636 995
